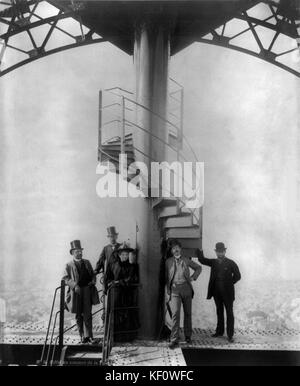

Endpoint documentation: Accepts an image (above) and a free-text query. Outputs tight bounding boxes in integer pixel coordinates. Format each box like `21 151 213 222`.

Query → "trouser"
75 286 93 339
213 290 234 338
170 282 193 343
101 279 106 323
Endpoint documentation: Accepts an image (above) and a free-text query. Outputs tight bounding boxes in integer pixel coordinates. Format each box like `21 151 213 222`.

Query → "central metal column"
133 17 171 338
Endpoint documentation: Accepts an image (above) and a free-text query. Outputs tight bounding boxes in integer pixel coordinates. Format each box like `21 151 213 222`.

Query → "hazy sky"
0 3 299 298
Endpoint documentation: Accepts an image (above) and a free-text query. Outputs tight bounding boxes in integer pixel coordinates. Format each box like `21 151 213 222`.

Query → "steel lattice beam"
0 0 299 78
191 1 300 77
0 0 105 76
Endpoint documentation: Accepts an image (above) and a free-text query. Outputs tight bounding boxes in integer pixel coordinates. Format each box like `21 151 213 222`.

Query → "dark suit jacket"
198 254 241 301
95 243 121 273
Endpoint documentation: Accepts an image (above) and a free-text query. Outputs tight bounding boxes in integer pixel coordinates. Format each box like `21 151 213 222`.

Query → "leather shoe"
185 337 191 344
228 337 234 343
211 333 223 338
169 341 179 349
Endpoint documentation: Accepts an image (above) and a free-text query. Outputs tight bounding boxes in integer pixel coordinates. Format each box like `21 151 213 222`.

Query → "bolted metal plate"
1 321 104 345
109 345 186 366
1 323 300 351
177 328 300 351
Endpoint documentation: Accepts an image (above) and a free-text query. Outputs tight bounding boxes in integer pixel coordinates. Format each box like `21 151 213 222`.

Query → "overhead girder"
0 0 105 77
189 2 300 77
0 0 299 78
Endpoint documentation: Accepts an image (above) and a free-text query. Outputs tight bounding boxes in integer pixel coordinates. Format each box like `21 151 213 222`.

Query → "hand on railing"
106 281 140 293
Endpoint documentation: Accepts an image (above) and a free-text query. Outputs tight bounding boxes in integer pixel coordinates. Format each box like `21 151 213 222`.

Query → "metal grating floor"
0 322 104 345
0 332 105 345
109 346 186 366
184 328 300 351
110 328 300 352
1 325 300 351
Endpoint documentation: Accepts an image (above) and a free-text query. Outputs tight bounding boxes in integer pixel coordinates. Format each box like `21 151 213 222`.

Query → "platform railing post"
98 90 103 161
58 280 65 350
120 95 125 155
179 87 184 151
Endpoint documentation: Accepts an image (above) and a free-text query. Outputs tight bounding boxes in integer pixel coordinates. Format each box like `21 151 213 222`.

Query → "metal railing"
98 87 203 227
39 280 65 366
40 279 105 366
102 282 140 366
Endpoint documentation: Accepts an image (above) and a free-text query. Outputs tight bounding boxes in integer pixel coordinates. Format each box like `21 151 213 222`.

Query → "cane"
157 295 172 340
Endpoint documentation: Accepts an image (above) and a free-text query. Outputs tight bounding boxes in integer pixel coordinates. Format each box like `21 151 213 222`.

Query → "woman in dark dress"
104 242 139 342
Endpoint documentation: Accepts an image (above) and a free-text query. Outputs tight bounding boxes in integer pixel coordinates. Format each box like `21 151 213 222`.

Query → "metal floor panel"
109 346 186 366
1 330 104 345
67 352 102 360
109 328 300 353
1 325 300 351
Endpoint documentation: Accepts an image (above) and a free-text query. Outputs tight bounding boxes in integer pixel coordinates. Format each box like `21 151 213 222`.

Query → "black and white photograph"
0 0 299 369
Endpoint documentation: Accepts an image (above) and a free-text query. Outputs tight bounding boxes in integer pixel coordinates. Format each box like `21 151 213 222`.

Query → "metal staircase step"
96 162 138 182
101 146 134 153
102 144 134 152
152 197 178 209
180 206 195 214
157 205 180 219
166 226 200 239
101 156 135 165
100 153 135 164
105 133 133 143
176 238 202 249
63 353 102 366
100 154 120 163
101 151 134 159
182 247 198 258
66 352 102 360
163 215 193 228
60 344 102 366
104 141 133 148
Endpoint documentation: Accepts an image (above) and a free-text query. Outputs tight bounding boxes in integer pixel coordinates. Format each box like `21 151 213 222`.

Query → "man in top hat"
196 243 241 342
95 227 121 323
63 240 100 343
165 239 202 349
95 226 121 275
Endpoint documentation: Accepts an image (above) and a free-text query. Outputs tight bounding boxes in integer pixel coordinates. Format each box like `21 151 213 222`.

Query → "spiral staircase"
97 84 203 258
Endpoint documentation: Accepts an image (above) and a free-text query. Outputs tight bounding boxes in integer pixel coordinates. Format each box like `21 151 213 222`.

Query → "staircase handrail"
100 89 202 223
101 89 199 164
98 145 200 224
99 119 200 219
41 283 104 366
49 305 105 366
131 145 200 224
40 285 62 364
46 310 61 366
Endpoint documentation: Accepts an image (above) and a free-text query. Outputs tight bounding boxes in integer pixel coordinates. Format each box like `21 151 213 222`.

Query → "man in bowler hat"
165 239 202 349
196 243 241 342
63 240 100 343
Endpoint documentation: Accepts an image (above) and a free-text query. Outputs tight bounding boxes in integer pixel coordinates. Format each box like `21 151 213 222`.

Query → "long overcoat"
63 258 100 313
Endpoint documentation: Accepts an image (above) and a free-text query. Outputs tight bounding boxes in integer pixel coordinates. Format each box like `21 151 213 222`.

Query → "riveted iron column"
133 14 172 338
98 90 102 162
